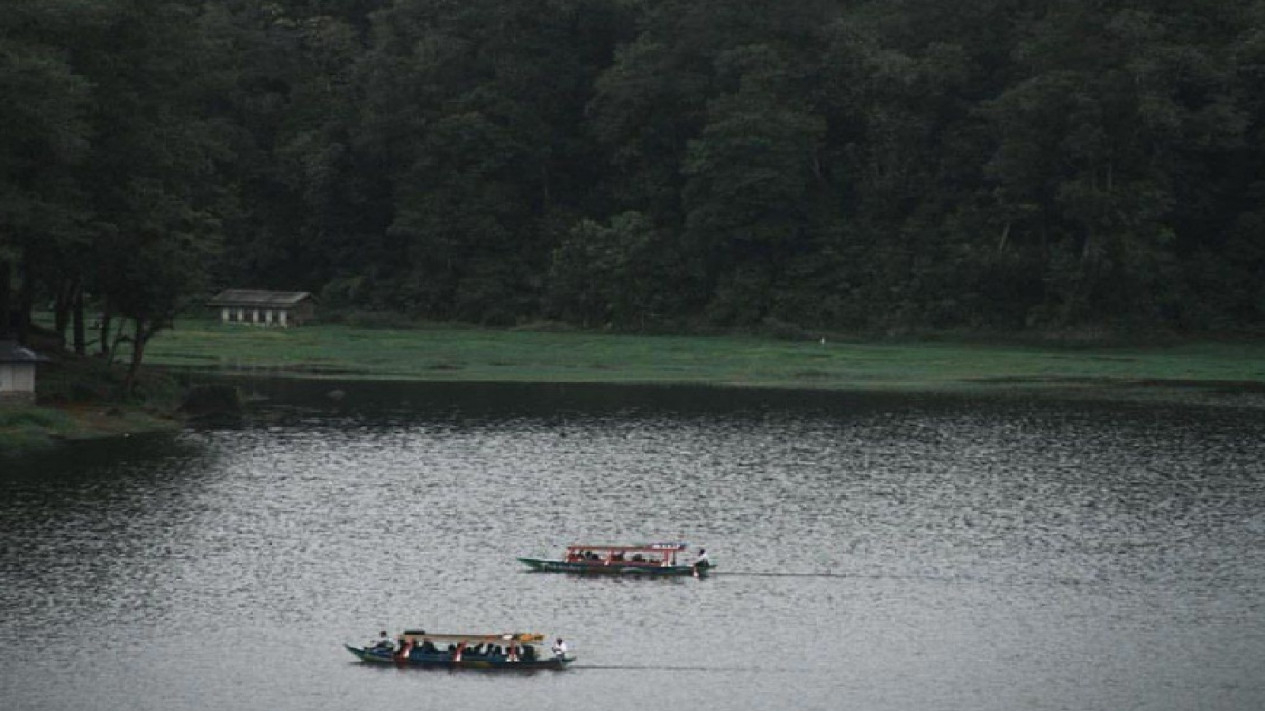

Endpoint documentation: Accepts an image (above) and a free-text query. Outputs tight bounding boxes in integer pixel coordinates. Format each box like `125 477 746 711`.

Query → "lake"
2 381 1263 710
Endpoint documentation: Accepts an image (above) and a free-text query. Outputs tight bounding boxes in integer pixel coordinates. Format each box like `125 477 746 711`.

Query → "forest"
3 0 1264 376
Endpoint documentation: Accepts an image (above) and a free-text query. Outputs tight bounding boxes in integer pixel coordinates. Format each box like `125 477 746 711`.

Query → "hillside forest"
3 0 1265 373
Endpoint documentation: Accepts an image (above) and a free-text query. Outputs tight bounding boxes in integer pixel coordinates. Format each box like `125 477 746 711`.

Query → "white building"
206 290 316 327
0 340 45 404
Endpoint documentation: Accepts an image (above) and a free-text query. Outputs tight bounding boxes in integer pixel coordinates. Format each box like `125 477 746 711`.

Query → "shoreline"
0 403 183 457
7 324 1265 455
175 366 1265 411
5 373 1261 458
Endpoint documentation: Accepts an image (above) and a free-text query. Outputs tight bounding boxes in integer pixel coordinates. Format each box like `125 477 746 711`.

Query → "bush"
0 406 71 429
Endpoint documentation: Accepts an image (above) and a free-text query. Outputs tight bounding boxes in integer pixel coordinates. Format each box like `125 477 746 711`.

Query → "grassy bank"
8 320 1261 454
137 319 1265 405
0 403 179 454
1 347 183 456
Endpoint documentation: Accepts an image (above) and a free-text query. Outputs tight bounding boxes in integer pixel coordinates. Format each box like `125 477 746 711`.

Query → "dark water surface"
2 382 1263 710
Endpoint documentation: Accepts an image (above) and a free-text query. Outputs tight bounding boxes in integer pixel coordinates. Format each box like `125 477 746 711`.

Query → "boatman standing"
693 548 710 577
552 638 568 660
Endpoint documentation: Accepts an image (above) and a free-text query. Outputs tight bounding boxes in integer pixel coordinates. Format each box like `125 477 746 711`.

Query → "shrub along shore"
5 321 1264 456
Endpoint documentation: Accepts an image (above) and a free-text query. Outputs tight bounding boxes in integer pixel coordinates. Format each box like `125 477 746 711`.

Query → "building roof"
207 290 314 307
0 340 48 364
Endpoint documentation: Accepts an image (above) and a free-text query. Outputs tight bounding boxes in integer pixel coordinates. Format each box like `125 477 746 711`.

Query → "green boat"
518 542 713 576
346 631 574 670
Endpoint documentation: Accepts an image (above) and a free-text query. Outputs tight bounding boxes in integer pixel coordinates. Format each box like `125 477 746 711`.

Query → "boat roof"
566 542 688 552
398 632 546 644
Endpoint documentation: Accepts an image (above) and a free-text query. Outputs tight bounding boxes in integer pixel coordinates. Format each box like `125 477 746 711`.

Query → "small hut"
207 290 315 327
0 340 47 404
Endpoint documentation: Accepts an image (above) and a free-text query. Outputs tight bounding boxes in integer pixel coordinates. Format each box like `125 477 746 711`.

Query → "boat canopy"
564 542 687 553
399 632 545 644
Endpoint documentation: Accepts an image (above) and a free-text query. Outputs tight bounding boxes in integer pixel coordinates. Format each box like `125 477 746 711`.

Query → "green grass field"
136 320 1265 403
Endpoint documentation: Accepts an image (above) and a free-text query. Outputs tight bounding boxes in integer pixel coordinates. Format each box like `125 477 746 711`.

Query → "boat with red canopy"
517 542 713 576
346 630 574 670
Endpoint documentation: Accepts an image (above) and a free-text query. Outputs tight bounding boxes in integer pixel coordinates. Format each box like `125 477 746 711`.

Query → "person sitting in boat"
552 638 568 659
371 631 394 650
694 548 711 570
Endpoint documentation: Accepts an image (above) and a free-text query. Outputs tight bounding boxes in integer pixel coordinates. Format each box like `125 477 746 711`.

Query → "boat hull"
517 557 710 576
346 645 573 670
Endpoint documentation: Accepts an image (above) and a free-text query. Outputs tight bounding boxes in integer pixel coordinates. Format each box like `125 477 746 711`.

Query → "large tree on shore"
76 0 227 389
0 0 95 343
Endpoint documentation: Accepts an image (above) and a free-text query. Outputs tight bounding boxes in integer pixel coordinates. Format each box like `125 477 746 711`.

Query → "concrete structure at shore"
0 340 47 404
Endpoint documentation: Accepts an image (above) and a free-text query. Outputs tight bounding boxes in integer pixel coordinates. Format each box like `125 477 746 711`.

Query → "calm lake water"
2 381 1263 711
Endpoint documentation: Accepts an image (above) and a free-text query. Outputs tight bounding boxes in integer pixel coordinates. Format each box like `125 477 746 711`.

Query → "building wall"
213 300 314 327
0 363 36 403
291 302 315 324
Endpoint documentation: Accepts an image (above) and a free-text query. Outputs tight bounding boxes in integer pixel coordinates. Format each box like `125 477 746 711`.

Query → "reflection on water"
2 382 1263 711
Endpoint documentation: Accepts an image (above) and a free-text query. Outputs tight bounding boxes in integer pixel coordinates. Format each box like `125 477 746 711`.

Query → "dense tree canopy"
2 0 1263 352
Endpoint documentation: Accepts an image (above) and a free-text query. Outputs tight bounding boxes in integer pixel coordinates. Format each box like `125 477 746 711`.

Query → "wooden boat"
517 542 713 576
346 631 574 670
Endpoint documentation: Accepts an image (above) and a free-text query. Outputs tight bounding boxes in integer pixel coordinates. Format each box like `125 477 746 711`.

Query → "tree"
74 0 228 389
983 3 1249 327
547 210 688 329
351 0 626 322
0 0 95 342
682 44 828 325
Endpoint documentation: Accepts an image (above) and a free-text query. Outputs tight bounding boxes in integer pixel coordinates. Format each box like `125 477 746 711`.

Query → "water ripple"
2 385 1262 711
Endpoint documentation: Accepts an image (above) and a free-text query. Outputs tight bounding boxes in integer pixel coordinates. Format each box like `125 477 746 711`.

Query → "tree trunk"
107 325 127 366
72 282 86 355
124 317 148 394
0 257 10 338
17 257 33 344
53 278 74 349
997 221 1011 252
99 304 113 358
